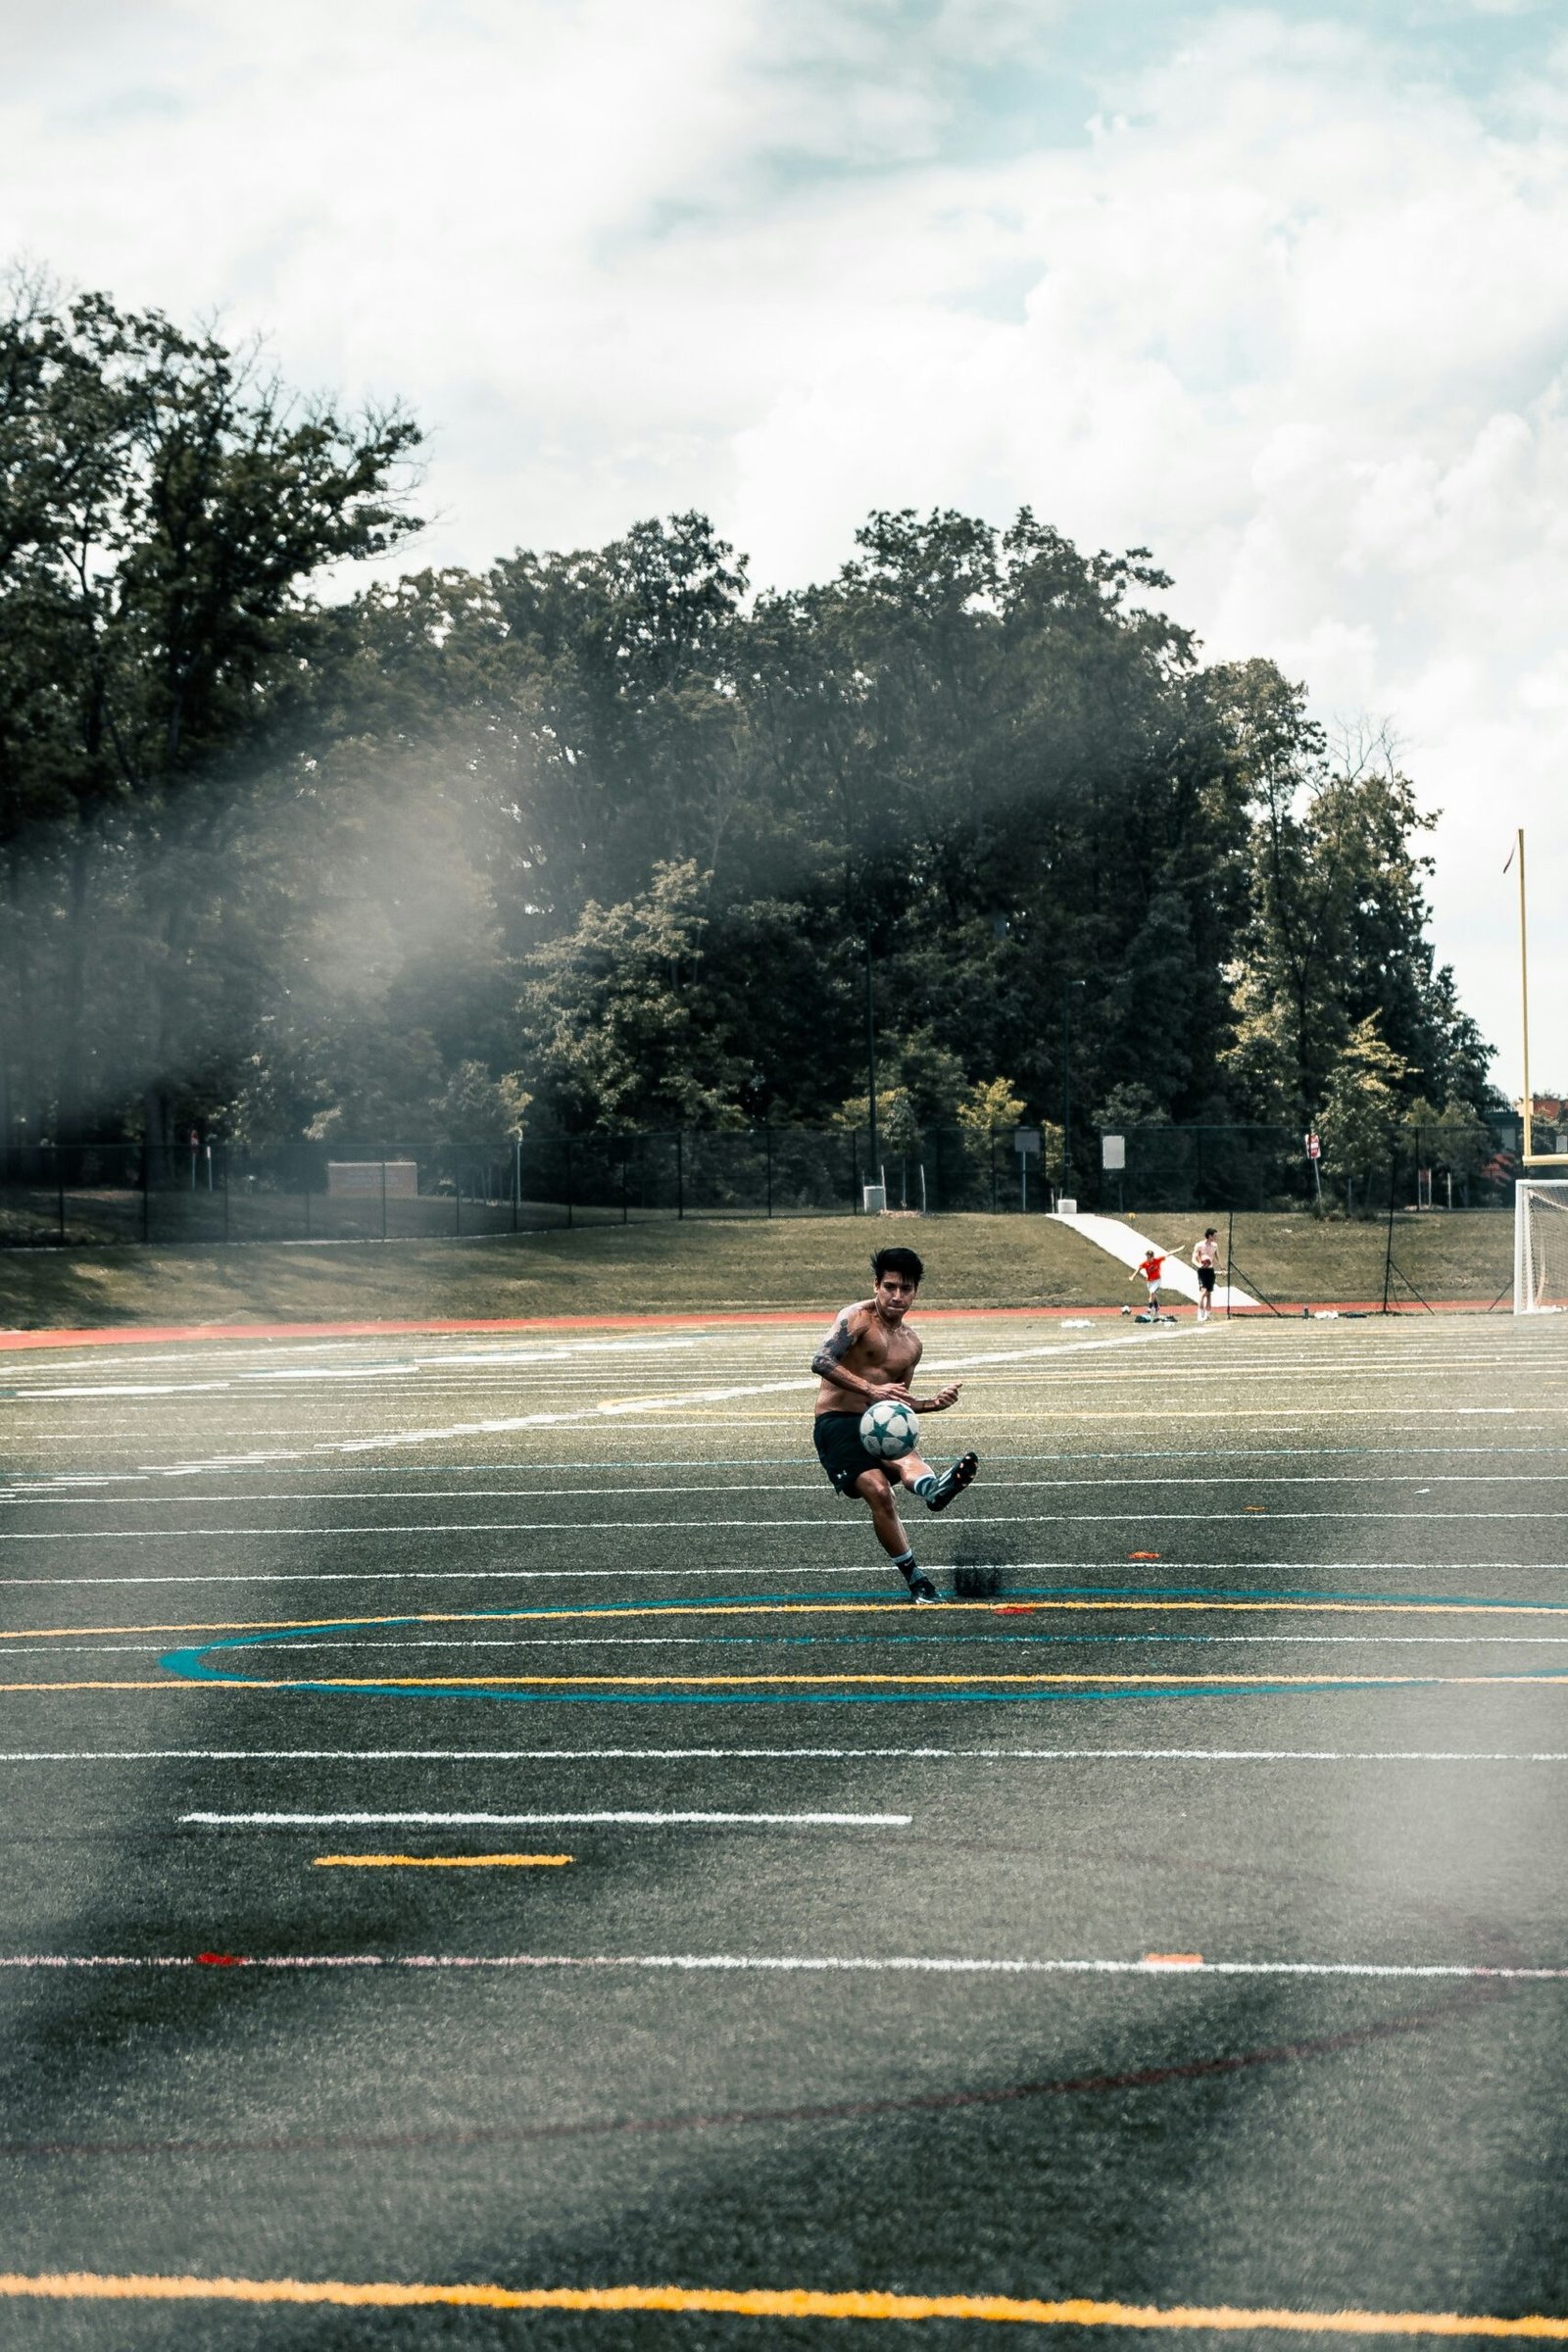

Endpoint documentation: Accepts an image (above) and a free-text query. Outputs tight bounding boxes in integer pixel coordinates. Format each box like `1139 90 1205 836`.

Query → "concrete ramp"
1053 1211 1254 1308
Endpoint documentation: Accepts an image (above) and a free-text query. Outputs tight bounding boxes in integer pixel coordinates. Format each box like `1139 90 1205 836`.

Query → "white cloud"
4 0 1567 1081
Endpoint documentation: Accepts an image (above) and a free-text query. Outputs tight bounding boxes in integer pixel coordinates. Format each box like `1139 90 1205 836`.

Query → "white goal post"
1515 1180 1568 1312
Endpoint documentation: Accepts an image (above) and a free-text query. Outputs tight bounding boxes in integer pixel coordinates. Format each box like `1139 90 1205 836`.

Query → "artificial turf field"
3 1307 1568 2347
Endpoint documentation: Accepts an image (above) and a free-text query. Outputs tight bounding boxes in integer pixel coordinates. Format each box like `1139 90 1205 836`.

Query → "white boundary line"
5 1444 1565 1494
6 1746 1568 1764
2 1329 1199 1481
7 1508 1567 1543
0 1951 1564 1979
9 1558 1568 1589
183 1809 910 1828
8 1472 1567 1505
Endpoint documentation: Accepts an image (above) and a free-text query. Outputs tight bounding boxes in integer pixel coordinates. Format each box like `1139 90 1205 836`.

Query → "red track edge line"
0 1301 1505 1350
0 1306 1099 1350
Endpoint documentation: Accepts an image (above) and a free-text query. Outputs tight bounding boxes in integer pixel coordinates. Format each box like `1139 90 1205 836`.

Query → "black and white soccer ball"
859 1398 919 1459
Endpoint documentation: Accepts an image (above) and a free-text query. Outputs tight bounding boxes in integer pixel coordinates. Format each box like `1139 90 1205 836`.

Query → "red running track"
0 1301 1504 1350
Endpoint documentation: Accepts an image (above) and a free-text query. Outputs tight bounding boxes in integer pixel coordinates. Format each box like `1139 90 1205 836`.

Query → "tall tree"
1 316 1494 1159
1217 669 1483 1125
0 280 420 1148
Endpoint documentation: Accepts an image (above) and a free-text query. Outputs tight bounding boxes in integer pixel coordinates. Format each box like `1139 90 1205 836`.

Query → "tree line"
0 282 1496 1195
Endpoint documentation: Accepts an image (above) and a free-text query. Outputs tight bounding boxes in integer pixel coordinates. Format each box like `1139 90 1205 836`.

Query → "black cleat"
926 1451 979 1513
906 1573 939 1605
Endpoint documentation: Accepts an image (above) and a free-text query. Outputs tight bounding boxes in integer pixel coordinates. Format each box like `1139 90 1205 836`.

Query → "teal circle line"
157 1600 1568 1708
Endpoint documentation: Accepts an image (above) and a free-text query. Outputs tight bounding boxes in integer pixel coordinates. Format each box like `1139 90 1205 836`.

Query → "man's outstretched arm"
911 1380 962 1413
893 1332 960 1416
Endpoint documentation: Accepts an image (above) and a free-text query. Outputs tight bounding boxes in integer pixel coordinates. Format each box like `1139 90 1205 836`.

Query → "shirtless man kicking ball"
810 1246 979 1603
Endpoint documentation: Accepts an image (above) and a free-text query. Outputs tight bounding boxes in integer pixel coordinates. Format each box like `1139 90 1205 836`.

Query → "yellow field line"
312 1854 571 1869
0 1681 255 1692
8 1598 1568 1642
2 2274 1567 2333
12 1666 1568 1696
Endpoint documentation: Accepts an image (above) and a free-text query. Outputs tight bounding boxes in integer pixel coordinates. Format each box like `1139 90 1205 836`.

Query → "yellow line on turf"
10 1598 1568 1642
0 1681 254 1692
312 1853 571 1869
2 2274 1567 2333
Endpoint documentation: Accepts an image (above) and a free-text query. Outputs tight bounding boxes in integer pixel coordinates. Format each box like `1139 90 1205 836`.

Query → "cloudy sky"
6 0 1566 1087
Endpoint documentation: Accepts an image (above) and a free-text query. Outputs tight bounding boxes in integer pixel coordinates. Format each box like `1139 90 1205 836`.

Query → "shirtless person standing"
810 1245 979 1603
1191 1227 1220 1322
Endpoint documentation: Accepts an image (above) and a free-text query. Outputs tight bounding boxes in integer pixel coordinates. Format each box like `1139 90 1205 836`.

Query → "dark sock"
892 1549 917 1579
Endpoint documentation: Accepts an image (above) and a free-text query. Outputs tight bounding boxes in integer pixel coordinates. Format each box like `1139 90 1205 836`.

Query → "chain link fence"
1101 1123 1514 1217
1 1128 1009 1250
0 1120 1518 1250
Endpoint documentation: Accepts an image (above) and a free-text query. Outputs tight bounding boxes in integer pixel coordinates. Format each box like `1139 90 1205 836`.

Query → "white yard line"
3 1507 1562 1542
8 1556 1568 1589
0 1951 1564 1980
5 1472 1564 1507
182 1809 910 1828
0 1430 1560 1486
0 1565 916 1588
2 1443 1562 1497
2 1329 1199 1489
9 1746 1568 1764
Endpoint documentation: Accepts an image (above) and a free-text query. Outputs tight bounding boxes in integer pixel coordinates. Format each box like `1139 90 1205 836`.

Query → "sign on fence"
1102 1133 1126 1170
327 1160 418 1197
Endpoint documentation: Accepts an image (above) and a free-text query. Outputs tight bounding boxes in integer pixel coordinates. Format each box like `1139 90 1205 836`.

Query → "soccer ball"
859 1398 919 1459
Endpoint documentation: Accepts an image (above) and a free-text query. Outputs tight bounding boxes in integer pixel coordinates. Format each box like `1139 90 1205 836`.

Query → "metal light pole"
864 931 879 1190
1061 979 1085 1200
1517 826 1535 1162
1509 827 1561 1167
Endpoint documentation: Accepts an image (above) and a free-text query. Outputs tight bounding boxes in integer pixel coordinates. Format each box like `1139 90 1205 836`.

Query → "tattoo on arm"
810 1309 858 1382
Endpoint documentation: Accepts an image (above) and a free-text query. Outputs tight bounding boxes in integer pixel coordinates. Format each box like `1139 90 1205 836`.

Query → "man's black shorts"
1198 1265 1216 1293
813 1411 879 1496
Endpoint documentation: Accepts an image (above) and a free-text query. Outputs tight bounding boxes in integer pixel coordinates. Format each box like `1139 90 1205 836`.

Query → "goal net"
1515 1180 1568 1312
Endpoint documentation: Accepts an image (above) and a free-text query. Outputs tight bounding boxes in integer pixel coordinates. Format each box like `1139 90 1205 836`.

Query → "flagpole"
1519 826 1532 1160
1513 826 1557 1167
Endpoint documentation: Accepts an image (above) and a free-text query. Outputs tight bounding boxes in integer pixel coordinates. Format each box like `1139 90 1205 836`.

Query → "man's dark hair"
872 1245 924 1287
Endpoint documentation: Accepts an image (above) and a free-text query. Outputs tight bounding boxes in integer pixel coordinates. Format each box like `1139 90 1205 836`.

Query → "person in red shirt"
1131 1248 1166 1311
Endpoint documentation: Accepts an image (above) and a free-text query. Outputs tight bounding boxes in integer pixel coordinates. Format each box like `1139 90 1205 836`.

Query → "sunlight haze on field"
5 0 1565 1077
